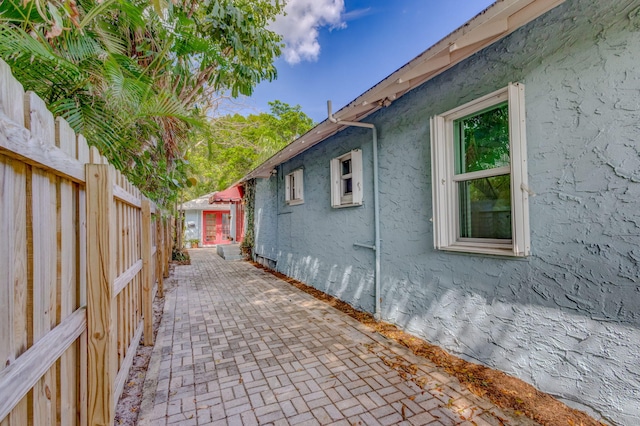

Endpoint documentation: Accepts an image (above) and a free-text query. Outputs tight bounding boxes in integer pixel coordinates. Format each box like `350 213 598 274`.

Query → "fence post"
163 218 170 278
141 200 153 346
176 211 183 250
156 216 164 298
85 164 116 426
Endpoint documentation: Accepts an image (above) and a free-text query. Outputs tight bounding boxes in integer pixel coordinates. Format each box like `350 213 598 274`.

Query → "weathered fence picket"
0 58 172 425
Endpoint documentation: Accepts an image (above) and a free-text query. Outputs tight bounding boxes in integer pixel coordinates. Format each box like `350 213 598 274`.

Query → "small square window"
285 169 304 205
331 149 363 208
430 83 530 256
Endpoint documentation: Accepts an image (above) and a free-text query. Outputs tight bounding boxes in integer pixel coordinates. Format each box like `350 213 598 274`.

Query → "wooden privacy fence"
0 59 173 425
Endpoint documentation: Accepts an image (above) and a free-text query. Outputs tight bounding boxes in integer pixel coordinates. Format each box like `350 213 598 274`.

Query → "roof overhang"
179 193 217 211
243 0 564 180
208 184 244 204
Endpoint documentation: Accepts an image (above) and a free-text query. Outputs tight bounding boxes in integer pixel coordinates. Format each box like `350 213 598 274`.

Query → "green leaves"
1 0 286 208
181 101 314 201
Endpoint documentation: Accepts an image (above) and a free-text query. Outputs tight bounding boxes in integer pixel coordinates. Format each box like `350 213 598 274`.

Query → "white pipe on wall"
327 101 382 321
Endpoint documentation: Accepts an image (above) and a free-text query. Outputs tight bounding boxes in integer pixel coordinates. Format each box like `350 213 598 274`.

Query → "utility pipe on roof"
327 101 381 321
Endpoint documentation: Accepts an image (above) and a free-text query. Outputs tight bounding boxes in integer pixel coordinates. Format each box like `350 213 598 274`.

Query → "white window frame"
285 168 304 205
430 83 530 257
330 149 363 208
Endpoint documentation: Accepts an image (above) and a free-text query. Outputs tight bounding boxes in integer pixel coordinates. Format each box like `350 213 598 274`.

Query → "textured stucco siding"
252 0 640 424
255 130 377 312
254 177 279 260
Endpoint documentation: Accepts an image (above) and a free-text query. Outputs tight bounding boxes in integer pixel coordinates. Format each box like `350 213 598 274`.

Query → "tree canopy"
0 0 284 207
182 100 314 201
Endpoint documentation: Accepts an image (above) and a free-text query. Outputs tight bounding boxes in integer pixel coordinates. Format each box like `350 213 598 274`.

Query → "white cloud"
270 0 346 64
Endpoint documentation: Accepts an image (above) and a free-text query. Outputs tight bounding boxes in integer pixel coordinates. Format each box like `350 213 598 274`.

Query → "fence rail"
0 58 172 425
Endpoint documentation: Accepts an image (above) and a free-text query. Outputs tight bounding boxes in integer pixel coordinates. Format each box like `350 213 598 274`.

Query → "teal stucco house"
242 0 640 424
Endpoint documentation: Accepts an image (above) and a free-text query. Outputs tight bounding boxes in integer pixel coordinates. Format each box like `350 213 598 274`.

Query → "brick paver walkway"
138 249 537 426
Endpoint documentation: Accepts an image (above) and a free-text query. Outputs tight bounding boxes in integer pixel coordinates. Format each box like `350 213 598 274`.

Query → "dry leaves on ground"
252 262 605 426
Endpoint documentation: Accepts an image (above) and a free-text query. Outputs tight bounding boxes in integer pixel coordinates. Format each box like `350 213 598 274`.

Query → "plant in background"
181 101 314 201
240 179 255 259
0 0 284 208
171 247 190 264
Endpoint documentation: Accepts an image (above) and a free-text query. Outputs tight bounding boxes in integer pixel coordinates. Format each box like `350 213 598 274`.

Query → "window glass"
341 158 351 175
341 157 353 197
221 214 230 240
290 174 296 200
331 149 362 208
343 178 352 195
454 102 509 174
430 83 530 256
285 169 304 205
458 175 511 239
204 213 215 243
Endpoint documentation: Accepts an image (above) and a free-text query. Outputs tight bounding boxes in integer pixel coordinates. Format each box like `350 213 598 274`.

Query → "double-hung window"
330 149 363 208
285 169 304 205
430 83 530 256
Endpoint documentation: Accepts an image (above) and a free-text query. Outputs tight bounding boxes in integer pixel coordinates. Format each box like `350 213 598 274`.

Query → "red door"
203 211 231 245
235 204 245 243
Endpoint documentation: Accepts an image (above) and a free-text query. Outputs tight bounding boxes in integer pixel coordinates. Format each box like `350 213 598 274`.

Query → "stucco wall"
254 176 279 261
184 210 201 242
253 0 640 424
255 132 377 311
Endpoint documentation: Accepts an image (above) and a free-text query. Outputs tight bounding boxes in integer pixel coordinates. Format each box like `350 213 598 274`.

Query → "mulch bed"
251 261 605 426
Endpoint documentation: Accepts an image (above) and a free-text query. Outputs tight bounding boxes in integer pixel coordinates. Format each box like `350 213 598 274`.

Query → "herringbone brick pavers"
138 249 537 425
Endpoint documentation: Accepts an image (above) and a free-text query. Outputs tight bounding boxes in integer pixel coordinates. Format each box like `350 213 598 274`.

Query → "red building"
179 184 244 247
207 184 245 245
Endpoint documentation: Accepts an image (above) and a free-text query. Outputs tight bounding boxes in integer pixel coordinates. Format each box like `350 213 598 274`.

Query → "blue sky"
233 0 495 123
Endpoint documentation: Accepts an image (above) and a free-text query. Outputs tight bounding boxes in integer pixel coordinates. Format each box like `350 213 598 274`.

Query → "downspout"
327 101 381 321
